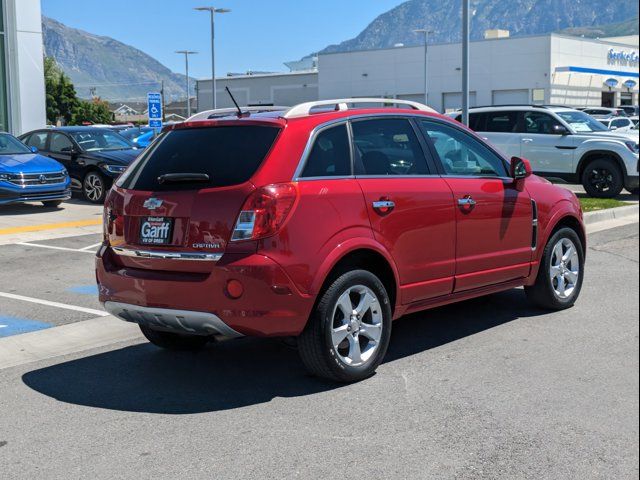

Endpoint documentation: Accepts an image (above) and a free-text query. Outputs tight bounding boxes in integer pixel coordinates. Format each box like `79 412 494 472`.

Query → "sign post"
147 92 163 130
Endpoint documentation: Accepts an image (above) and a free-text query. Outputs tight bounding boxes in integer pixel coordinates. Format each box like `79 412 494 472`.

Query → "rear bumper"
96 247 316 337
104 301 244 338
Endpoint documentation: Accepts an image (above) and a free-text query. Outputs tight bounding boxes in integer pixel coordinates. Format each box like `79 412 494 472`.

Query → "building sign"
607 49 639 67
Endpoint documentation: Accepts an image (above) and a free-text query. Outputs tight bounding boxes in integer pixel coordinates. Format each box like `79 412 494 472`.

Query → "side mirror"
552 124 570 135
30 146 39 153
510 157 532 180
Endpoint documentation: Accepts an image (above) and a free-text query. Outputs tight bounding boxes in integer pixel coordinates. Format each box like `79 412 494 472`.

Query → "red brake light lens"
231 183 297 241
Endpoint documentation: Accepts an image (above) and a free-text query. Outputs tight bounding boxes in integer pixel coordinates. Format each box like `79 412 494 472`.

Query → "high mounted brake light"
231 183 297 242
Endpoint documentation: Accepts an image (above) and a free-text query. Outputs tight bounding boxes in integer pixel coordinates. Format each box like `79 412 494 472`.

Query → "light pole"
461 0 470 126
176 50 198 118
195 6 231 110
413 29 434 106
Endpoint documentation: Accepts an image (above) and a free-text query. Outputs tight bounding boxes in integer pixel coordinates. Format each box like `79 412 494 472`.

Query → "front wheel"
581 159 623 198
83 171 108 204
298 270 392 383
139 325 210 351
525 227 584 310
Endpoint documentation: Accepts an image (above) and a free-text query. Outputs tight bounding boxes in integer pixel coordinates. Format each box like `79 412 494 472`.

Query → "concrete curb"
584 204 639 226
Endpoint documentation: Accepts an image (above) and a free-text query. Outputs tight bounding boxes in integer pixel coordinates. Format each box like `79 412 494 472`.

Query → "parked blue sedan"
0 132 71 207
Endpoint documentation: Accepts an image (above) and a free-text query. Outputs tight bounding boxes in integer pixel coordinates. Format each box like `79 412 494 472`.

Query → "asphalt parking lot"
0 201 638 479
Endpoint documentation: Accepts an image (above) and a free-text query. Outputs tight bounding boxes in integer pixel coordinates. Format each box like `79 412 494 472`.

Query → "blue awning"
555 66 639 78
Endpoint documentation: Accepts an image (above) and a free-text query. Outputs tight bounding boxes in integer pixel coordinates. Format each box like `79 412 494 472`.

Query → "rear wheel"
42 200 63 208
581 159 623 198
83 171 108 204
298 270 392 383
525 227 584 310
139 325 210 351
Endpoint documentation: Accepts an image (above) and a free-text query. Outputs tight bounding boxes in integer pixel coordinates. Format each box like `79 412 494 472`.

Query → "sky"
41 0 403 79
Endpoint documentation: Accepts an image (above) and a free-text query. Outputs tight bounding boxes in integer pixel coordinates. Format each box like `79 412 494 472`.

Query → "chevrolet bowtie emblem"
143 198 163 209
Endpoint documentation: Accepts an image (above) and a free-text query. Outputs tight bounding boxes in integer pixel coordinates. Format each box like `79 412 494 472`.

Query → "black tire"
83 171 108 204
139 325 210 351
581 158 624 198
42 200 63 208
525 227 585 310
298 269 392 383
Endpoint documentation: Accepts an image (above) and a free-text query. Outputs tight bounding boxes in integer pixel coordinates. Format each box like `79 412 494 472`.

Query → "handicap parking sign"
147 92 163 127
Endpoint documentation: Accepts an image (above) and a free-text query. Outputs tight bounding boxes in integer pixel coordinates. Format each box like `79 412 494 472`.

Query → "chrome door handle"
458 196 477 207
522 138 533 143
372 200 395 209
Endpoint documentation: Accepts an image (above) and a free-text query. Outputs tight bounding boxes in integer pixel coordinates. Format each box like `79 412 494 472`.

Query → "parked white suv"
599 117 636 132
451 106 639 197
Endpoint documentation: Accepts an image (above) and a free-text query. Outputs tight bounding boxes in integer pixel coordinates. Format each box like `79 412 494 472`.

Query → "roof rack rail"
186 106 289 122
283 98 436 119
461 104 550 110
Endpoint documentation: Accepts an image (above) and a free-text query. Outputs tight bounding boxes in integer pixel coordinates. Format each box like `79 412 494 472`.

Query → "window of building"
300 124 351 178
352 118 429 176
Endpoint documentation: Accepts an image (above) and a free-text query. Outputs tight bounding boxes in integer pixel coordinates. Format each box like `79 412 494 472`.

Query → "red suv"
97 99 586 383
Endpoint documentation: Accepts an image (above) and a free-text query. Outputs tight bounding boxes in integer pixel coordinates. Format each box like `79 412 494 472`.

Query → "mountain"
559 15 639 38
42 16 194 102
320 0 639 53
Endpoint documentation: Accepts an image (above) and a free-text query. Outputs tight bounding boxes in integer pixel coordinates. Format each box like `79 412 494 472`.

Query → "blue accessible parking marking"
0 315 52 338
67 285 99 296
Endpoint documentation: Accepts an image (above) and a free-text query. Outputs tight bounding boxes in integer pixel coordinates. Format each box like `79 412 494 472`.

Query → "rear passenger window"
24 132 48 150
352 118 428 176
484 111 518 133
419 120 508 177
300 124 351 178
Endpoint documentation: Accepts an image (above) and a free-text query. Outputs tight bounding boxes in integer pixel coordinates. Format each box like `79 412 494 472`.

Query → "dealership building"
1 0 46 135
197 32 639 113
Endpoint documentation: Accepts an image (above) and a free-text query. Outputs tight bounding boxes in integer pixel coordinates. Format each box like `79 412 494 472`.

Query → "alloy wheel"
330 285 383 367
588 168 615 194
549 238 580 299
84 173 104 202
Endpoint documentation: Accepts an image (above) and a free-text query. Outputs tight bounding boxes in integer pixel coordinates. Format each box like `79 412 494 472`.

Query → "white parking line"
0 292 109 317
17 242 97 254
79 242 103 251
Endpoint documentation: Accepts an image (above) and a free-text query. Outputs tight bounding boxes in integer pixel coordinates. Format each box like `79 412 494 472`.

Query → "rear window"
119 126 280 191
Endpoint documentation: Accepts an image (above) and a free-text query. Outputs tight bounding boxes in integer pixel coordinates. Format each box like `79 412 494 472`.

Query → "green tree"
71 98 113 125
44 56 79 125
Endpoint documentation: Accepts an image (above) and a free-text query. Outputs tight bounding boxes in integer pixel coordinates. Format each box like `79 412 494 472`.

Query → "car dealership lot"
0 213 637 478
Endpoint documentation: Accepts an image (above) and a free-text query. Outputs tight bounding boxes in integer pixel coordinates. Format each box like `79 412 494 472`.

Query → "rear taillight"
231 183 297 241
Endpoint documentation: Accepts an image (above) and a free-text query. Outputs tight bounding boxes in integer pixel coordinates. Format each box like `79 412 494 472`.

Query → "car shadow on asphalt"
22 288 547 414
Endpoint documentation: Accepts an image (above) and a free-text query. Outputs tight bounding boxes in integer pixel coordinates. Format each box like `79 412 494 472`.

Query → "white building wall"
549 35 639 107
196 72 318 111
4 0 46 134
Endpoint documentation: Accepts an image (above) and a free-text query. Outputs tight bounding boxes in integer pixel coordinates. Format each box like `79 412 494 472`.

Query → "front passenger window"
419 121 508 177
50 133 75 153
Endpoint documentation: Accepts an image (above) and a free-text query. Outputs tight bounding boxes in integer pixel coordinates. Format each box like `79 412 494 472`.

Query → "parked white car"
582 107 627 119
598 116 636 132
450 106 639 197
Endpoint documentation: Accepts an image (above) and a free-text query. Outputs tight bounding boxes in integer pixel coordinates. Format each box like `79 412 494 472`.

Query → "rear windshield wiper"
157 173 211 184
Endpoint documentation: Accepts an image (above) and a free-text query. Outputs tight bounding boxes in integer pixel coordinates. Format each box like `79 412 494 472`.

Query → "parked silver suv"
452 106 639 197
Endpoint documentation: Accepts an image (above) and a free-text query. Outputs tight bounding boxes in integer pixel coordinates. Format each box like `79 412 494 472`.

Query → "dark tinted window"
522 112 562 134
419 120 508 177
352 118 428 176
484 111 518 133
22 132 48 150
451 113 485 131
50 133 74 153
301 124 351 177
119 126 280 191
